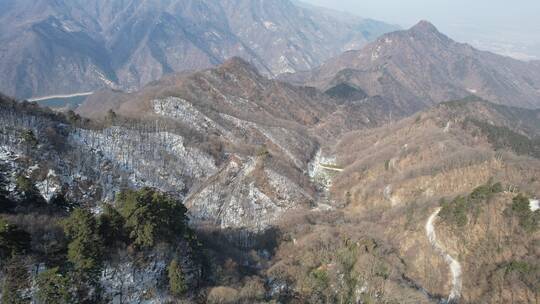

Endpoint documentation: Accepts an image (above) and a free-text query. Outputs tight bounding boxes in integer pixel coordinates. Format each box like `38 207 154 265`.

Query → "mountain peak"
409 20 440 35
222 57 253 69
219 57 262 78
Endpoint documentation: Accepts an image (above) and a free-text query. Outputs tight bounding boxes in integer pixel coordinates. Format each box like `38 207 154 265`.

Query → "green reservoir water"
37 95 89 109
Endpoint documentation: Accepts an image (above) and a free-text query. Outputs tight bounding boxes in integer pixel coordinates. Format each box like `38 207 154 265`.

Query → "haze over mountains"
303 0 540 61
0 0 397 99
0 1 539 303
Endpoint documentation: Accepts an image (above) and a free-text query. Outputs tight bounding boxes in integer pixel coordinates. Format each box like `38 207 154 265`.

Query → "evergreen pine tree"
0 218 31 261
168 259 187 297
63 208 103 299
1 257 30 304
36 267 72 304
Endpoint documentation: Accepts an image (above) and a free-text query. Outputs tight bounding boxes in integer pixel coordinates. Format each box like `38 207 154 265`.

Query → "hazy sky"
303 0 540 60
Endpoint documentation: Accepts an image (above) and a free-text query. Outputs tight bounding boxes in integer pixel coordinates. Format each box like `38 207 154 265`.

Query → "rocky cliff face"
0 0 398 98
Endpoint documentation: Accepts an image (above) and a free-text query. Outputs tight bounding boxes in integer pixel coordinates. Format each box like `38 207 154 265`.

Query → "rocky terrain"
284 21 540 110
0 0 397 99
1 12 539 304
2 59 539 303
320 98 540 303
330 98 540 211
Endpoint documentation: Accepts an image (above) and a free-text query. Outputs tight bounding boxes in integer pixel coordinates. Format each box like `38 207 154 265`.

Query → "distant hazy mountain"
0 0 398 99
284 21 540 110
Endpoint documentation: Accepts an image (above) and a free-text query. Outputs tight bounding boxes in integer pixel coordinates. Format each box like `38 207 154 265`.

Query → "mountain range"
0 0 397 99
284 20 540 111
0 2 539 304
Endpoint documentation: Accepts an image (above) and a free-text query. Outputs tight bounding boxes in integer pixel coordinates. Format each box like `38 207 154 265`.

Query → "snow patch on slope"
187 157 297 231
0 145 19 162
530 199 540 212
35 170 60 202
265 168 313 204
152 97 224 133
101 260 169 304
69 127 217 200
308 149 337 191
263 21 278 31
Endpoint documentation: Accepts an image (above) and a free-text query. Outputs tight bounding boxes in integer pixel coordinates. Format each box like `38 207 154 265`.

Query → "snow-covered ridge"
265 168 313 204
152 97 223 133
220 113 303 167
187 157 280 231
70 127 217 195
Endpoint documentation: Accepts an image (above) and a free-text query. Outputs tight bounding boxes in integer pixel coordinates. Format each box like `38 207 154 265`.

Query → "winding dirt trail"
425 207 462 303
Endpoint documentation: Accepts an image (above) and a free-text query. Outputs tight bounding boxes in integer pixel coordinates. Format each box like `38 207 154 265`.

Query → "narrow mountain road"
425 207 462 303
28 92 94 102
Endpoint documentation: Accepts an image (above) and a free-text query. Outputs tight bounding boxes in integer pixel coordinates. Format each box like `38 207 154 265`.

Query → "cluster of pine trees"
0 185 195 303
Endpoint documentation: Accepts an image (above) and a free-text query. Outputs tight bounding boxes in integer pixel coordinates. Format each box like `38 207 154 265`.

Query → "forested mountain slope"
0 0 397 98
284 21 540 111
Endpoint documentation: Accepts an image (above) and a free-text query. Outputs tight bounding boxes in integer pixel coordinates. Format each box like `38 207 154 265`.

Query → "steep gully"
426 207 462 303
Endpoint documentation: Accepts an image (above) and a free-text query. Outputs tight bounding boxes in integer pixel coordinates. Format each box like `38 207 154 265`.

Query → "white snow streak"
530 199 540 212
